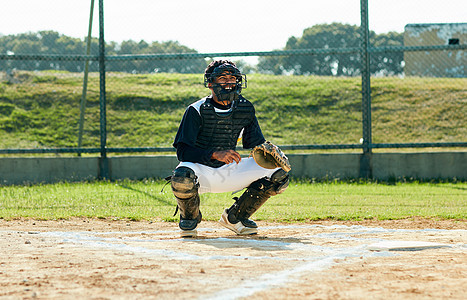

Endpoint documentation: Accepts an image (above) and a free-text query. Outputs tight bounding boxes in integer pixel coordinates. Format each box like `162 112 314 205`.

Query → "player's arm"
242 116 266 149
176 143 214 164
173 106 213 164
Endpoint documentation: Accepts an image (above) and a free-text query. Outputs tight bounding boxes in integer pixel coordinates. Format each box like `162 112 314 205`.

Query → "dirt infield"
1 218 466 300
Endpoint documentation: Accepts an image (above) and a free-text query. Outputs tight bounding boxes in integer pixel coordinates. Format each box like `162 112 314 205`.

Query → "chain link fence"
0 0 465 159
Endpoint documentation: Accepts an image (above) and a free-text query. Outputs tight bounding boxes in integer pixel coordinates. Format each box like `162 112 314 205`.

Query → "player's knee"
171 167 199 199
270 169 289 194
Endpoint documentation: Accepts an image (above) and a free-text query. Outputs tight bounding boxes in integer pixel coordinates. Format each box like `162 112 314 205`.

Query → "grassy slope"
0 71 465 149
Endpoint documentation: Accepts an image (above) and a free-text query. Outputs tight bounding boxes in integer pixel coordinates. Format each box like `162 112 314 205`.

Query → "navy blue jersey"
173 96 265 167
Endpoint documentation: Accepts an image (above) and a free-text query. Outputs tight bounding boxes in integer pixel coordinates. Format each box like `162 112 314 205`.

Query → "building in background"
404 23 466 77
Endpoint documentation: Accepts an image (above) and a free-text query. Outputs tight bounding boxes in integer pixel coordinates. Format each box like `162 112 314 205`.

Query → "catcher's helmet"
204 61 247 104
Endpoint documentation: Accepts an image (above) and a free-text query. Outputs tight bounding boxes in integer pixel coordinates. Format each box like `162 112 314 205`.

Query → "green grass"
0 179 465 221
0 71 465 149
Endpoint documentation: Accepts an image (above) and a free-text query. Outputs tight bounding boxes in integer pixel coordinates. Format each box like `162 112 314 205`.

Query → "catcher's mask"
204 63 247 105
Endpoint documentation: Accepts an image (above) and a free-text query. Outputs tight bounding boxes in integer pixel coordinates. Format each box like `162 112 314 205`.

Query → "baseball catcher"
170 60 291 237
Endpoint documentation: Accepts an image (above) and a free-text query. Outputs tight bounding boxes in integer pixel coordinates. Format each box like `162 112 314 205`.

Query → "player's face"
214 73 237 89
209 70 242 105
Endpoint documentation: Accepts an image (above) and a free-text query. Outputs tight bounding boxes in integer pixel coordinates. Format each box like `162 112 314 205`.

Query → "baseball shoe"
180 228 198 238
179 212 202 238
219 209 258 235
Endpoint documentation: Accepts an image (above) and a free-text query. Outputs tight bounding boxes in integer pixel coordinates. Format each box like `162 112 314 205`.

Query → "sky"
1 0 465 54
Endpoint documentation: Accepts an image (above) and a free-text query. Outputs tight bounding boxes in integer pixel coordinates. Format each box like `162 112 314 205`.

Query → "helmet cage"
204 63 247 89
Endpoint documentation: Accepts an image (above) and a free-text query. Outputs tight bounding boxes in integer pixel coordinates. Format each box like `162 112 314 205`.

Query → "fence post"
98 0 109 179
78 0 95 156
360 0 372 178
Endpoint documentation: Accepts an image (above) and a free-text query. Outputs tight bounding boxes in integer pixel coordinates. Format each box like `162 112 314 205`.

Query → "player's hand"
211 150 241 164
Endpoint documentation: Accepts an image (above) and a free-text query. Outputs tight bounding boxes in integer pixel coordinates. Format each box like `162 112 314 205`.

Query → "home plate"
368 240 451 251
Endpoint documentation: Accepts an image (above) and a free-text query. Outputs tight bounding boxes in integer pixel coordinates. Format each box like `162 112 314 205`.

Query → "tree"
258 23 403 76
370 31 404 75
0 31 206 74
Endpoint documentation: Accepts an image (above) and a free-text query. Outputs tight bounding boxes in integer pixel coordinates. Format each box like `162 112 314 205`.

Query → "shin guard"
227 169 290 227
171 167 201 230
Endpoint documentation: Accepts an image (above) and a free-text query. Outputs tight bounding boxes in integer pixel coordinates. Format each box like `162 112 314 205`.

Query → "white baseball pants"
176 157 280 194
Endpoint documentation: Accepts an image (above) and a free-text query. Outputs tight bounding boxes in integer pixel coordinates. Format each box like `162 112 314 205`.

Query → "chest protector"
195 97 255 168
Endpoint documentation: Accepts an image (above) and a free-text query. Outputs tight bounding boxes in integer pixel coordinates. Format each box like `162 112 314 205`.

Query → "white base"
368 240 450 251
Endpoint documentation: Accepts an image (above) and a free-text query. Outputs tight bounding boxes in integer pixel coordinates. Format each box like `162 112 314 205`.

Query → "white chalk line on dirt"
203 245 392 300
17 225 466 300
201 226 466 300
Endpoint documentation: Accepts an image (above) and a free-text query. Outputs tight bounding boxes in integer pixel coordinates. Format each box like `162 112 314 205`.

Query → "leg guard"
171 167 201 230
227 169 289 227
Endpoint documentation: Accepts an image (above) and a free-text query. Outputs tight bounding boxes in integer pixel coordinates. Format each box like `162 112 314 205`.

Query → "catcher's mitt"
250 141 291 172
